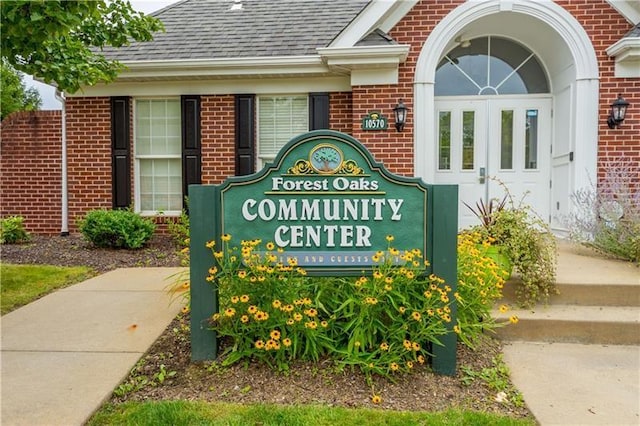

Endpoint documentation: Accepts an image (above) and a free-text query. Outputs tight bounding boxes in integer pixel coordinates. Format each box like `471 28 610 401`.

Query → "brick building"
2 0 638 234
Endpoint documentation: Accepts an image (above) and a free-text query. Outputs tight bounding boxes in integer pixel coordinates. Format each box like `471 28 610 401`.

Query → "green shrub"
77 209 155 249
0 215 30 244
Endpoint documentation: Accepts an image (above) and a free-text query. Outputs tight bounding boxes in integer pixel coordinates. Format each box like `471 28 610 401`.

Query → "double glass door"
434 97 551 230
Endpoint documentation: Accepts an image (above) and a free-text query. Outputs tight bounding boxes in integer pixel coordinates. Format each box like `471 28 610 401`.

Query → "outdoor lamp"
393 99 407 132
607 94 629 129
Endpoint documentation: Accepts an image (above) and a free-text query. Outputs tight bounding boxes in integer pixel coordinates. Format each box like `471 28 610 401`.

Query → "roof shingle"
102 0 370 61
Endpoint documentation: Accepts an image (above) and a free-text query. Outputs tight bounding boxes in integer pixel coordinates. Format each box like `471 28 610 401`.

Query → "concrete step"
494 305 640 345
501 278 640 307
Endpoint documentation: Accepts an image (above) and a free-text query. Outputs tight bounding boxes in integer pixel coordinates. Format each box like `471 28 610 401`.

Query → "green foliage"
468 182 557 307
0 58 41 120
88 400 536 426
1 264 94 314
455 232 513 347
567 157 640 263
114 360 177 397
167 206 190 267
0 215 30 244
77 209 155 249
461 355 525 408
1 0 163 93
207 236 450 380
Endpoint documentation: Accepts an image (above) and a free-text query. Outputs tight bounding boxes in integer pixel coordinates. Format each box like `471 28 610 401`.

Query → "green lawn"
1 264 94 314
89 401 535 426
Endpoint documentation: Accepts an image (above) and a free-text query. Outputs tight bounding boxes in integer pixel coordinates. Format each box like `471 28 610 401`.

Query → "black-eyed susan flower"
509 315 519 324
221 234 232 242
238 270 247 279
385 235 394 242
255 340 265 349
411 311 422 321
403 340 412 350
379 342 389 351
272 299 282 309
453 325 461 334
247 305 258 314
499 304 509 313
304 321 317 329
266 241 275 250
417 355 425 364
371 394 382 404
304 308 317 317
390 362 399 371
181 306 190 314
205 240 215 248
411 342 421 351
240 315 249 323
320 320 328 328
231 296 239 304
240 294 249 303
286 319 295 326
270 330 281 340
293 313 303 322
224 307 236 317
406 361 414 369
282 338 292 347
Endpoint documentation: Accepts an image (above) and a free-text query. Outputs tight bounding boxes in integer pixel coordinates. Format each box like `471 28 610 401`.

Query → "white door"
434 97 552 230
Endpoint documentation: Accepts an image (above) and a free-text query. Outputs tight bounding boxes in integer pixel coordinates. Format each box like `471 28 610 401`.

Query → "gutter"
54 90 69 236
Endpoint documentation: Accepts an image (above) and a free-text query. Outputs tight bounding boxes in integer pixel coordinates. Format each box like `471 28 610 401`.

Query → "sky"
27 0 180 110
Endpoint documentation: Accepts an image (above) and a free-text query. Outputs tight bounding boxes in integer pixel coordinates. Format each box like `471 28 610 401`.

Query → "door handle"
479 167 486 184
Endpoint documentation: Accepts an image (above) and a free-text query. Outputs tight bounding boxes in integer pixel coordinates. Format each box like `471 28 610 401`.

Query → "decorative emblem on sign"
287 143 364 175
361 111 388 131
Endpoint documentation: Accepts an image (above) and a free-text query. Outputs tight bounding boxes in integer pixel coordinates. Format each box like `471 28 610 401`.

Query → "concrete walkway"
1 267 184 426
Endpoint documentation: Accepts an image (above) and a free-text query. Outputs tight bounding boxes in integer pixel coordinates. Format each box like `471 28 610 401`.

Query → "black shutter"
181 95 201 209
235 94 255 176
309 92 330 130
111 97 131 209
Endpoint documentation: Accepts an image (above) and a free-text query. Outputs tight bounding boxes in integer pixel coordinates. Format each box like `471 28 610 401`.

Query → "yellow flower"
282 338 292 347
287 257 298 266
403 339 412 350
286 319 295 326
293 313 303 322
390 362 399 371
389 248 399 256
302 297 312 305
214 251 224 259
230 296 239 303
266 241 275 250
379 342 389 351
510 315 519 324
304 308 317 317
181 306 190 314
211 313 220 321
224 307 236 317
384 284 392 291
270 330 281 340
453 325 461 334
181 282 190 289
417 355 425 364
247 305 258 314
205 240 215 248
206 275 215 282
384 276 393 284
398 306 406 314
411 311 421 321
240 315 249 323
405 271 415 279
320 320 328 328
305 321 317 329
238 270 247 279
411 342 421 351
255 340 265 349
283 304 294 312
272 299 282 309
373 271 383 279
406 361 414 369
180 247 189 254
371 394 382 404
371 254 380 263
240 294 249 303
221 234 232 242
386 235 394 242
423 291 432 298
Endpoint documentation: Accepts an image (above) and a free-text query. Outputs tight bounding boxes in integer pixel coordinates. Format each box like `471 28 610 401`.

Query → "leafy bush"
0 215 30 244
77 209 155 249
566 157 639 263
467 181 557 307
202 233 516 380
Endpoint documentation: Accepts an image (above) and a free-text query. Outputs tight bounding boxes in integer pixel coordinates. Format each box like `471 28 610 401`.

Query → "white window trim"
133 97 182 217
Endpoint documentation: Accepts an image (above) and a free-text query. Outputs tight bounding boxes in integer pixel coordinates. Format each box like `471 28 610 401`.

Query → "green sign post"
189 130 458 375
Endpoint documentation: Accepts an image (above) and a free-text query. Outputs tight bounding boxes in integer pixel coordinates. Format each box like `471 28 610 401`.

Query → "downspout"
55 90 69 236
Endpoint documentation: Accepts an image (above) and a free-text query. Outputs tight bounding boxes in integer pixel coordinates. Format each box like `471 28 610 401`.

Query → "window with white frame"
257 95 308 167
134 98 182 215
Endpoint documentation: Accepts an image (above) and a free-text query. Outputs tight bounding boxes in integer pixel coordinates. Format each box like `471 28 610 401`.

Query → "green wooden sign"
361 111 388 131
189 130 458 375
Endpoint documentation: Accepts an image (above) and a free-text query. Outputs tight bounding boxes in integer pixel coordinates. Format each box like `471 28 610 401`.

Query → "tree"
1 0 163 94
1 58 42 120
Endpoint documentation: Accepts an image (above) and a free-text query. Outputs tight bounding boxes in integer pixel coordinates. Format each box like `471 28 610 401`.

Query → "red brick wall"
65 97 113 233
201 95 236 184
0 111 62 234
330 92 354 134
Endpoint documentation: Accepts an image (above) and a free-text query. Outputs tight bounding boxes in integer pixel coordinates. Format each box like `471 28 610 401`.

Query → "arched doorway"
434 36 552 229
413 0 599 232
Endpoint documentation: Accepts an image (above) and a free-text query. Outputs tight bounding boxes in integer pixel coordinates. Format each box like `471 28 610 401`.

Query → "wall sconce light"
393 99 407 132
607 94 629 129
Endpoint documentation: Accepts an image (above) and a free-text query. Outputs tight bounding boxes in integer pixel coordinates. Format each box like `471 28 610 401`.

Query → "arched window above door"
435 36 549 96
